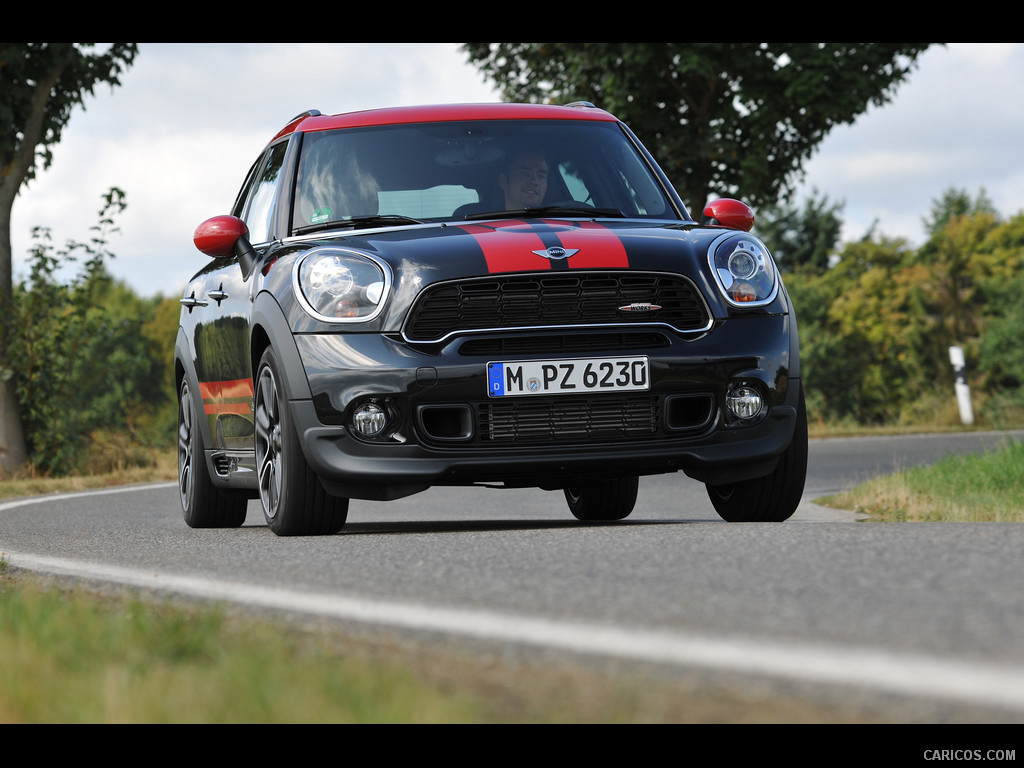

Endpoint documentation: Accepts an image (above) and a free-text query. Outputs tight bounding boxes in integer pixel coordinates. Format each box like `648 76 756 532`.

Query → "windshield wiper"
465 205 625 221
294 214 423 235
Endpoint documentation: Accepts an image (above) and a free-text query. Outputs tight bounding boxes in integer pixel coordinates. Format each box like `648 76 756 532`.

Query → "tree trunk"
0 206 28 474
0 56 66 475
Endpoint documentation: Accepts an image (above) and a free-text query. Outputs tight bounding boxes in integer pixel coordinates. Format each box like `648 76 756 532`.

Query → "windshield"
291 119 678 233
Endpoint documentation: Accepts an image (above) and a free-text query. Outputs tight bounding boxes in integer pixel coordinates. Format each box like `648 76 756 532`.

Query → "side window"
241 142 288 244
231 159 261 219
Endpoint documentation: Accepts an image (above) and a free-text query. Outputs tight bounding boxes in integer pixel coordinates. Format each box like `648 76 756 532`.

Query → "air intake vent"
480 395 660 443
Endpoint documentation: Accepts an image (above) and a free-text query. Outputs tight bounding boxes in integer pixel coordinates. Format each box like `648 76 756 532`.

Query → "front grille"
404 272 709 342
480 395 660 443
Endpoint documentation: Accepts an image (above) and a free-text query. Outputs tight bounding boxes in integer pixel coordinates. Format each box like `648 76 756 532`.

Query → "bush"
1 190 173 475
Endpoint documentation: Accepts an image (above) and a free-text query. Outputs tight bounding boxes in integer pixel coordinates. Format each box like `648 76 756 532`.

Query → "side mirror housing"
193 215 258 277
702 198 755 232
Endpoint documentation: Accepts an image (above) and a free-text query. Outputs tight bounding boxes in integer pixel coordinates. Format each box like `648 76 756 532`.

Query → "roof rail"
289 109 322 122
564 101 597 109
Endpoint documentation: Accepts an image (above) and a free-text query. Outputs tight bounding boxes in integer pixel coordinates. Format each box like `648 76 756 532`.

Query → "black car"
176 102 806 536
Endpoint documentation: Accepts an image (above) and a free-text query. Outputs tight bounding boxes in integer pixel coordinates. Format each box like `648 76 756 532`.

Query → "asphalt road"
3 430 1023 722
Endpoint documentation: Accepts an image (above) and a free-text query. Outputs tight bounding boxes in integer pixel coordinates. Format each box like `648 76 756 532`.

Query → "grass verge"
0 449 177 502
817 439 1024 522
0 571 491 723
0 568 885 724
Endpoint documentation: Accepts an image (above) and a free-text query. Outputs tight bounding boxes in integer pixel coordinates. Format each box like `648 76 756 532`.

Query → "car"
175 102 807 536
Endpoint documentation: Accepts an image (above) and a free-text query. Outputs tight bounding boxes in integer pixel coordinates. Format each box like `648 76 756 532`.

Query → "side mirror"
702 198 755 232
193 215 258 277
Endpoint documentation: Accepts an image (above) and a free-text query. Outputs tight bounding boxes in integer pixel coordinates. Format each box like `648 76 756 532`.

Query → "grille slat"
404 272 709 342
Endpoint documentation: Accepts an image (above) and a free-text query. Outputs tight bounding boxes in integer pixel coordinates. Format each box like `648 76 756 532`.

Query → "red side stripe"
199 379 254 416
199 379 254 400
203 402 251 416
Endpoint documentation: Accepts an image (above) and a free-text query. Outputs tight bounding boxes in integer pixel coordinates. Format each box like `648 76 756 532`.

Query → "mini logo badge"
618 302 662 313
532 247 579 261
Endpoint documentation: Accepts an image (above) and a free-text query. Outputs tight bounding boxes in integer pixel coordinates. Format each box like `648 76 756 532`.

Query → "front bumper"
288 315 798 500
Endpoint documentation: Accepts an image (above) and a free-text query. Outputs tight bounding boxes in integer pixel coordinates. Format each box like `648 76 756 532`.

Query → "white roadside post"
949 345 975 426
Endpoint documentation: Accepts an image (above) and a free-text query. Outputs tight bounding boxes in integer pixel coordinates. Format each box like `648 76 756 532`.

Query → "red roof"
271 102 617 142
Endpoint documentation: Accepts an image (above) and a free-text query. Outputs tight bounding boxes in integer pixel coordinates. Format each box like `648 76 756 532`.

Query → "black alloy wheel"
254 347 348 536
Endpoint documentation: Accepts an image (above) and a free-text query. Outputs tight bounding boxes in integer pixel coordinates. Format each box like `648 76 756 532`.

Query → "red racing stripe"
544 220 629 268
458 221 552 273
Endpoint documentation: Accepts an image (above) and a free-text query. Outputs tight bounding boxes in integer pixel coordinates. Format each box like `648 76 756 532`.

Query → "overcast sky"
10 42 1024 298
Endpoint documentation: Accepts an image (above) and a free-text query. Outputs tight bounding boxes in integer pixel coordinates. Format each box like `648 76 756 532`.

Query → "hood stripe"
458 222 551 273
544 220 629 269
458 219 630 273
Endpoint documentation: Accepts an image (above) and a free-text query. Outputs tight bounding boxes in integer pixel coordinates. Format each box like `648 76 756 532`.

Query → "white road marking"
5 545 1024 713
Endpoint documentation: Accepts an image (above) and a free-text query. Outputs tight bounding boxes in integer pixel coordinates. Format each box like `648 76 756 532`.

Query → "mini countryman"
176 102 807 535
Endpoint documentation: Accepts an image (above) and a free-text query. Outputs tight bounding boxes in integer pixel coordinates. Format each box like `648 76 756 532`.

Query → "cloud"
794 43 1024 244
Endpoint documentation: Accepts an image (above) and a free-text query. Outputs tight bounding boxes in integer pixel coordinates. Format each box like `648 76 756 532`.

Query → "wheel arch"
250 290 312 403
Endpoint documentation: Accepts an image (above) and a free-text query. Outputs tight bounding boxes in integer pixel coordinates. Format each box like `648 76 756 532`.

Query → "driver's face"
500 154 548 209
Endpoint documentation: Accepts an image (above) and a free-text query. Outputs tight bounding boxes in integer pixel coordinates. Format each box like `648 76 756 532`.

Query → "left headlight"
708 232 779 308
294 247 391 322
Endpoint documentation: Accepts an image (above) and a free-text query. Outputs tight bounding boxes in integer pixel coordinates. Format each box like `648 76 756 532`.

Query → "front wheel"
564 476 639 521
706 384 808 522
254 347 349 536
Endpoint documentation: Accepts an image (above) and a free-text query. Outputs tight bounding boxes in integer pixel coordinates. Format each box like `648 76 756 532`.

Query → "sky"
10 42 1024 298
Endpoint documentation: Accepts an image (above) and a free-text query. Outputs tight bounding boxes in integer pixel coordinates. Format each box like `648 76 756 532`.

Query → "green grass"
818 439 1024 522
0 574 496 723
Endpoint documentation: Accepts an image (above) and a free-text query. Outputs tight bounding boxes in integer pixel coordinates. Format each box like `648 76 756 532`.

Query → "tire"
564 476 639 521
254 347 348 536
706 383 808 523
178 379 247 528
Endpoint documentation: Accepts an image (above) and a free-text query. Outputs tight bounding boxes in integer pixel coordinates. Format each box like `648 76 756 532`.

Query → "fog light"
352 402 387 437
727 386 763 419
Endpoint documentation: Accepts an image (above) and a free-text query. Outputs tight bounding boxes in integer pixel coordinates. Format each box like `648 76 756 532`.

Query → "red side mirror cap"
194 215 249 257
702 198 754 232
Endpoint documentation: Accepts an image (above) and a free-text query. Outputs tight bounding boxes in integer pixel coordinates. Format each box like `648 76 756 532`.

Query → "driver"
498 151 549 209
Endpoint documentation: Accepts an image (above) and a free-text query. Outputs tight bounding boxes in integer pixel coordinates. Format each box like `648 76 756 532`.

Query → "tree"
922 187 997 239
0 43 138 474
755 189 844 273
462 43 934 212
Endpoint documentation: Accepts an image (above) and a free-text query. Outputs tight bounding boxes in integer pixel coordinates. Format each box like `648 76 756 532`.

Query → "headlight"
294 247 391 322
708 233 779 308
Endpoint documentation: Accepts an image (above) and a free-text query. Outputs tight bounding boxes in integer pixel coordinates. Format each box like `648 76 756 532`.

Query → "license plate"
487 357 650 397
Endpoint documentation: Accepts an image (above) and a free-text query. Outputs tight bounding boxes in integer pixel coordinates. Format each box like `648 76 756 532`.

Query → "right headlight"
294 247 391 322
708 232 779 308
